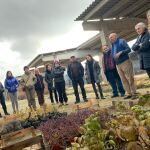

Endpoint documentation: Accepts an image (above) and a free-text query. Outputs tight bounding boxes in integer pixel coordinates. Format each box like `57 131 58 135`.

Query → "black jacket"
67 61 84 80
45 70 54 90
53 66 65 83
34 74 45 91
132 29 150 69
0 83 4 96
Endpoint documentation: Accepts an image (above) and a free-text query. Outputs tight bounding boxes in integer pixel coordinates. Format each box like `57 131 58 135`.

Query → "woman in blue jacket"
5 71 19 113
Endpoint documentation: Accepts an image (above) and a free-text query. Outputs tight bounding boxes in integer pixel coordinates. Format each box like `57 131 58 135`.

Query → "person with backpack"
4 71 19 113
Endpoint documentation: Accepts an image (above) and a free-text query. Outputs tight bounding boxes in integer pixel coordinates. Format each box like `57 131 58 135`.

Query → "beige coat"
20 72 37 88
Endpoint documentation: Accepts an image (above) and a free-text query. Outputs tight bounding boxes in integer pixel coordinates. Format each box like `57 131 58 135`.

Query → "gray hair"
135 22 146 29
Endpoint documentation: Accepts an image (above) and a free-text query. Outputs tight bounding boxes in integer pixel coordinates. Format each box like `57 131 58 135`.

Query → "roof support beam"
102 0 131 18
83 0 111 21
82 18 146 31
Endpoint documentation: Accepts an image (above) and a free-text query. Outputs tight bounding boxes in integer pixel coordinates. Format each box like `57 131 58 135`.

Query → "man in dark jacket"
109 33 136 100
67 56 87 104
132 22 150 78
102 45 125 98
53 61 68 106
0 82 10 116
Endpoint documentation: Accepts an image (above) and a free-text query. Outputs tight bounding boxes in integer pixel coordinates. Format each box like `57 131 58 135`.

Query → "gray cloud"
0 0 92 80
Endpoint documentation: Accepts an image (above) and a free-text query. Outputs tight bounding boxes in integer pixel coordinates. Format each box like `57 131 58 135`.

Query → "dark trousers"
105 70 125 96
91 82 104 98
49 89 58 103
72 78 87 102
0 94 8 114
146 68 150 78
55 81 68 104
36 89 45 106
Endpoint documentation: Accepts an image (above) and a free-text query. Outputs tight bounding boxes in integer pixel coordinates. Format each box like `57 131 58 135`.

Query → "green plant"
71 113 116 150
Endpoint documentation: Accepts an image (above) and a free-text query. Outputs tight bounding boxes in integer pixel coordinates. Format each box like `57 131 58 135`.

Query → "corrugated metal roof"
75 0 150 21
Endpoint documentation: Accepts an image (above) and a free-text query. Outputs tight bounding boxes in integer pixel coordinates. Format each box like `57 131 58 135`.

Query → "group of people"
0 11 150 116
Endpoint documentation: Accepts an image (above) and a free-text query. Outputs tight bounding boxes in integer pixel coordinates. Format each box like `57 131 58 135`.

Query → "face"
55 62 60 67
86 56 92 61
109 33 117 43
24 68 29 73
70 57 76 62
8 72 12 77
135 26 145 35
47 65 52 71
102 45 109 53
35 69 39 74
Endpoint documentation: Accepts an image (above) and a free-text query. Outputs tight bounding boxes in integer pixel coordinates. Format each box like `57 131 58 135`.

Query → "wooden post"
147 10 150 32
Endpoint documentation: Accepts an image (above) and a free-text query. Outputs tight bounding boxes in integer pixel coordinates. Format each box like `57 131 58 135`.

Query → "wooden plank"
0 135 44 150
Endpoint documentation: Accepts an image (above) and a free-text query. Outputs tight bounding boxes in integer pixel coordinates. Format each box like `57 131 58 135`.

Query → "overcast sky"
0 0 98 82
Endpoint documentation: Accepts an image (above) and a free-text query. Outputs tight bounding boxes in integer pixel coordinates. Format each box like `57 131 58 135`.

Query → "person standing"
109 33 136 99
45 64 58 104
0 81 10 116
34 68 45 106
20 66 37 110
102 45 125 98
67 56 87 104
4 71 19 113
132 22 150 78
53 61 68 106
85 54 105 99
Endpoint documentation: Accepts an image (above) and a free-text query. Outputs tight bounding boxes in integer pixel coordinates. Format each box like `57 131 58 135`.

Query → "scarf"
102 50 116 72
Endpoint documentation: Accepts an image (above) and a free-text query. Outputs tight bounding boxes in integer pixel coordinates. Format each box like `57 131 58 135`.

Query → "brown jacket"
20 72 37 88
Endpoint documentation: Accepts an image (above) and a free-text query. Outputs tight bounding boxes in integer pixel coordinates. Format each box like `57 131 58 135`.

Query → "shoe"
111 95 119 98
84 98 88 102
65 103 69 105
5 112 10 115
75 101 80 104
124 95 132 99
59 103 63 107
96 96 100 99
101 97 106 100
131 95 137 100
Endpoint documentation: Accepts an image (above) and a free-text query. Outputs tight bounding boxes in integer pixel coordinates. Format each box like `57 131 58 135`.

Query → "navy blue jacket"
4 77 19 93
53 66 65 83
111 38 131 65
34 74 45 91
132 29 150 69
45 70 54 90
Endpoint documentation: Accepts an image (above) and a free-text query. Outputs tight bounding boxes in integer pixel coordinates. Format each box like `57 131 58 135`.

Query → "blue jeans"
105 69 125 96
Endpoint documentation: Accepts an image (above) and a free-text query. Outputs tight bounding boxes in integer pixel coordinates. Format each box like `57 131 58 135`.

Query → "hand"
115 51 122 59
